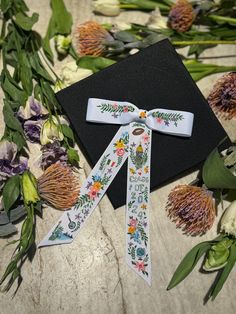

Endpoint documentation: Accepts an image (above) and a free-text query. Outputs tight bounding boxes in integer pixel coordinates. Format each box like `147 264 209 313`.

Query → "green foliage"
3 175 21 212
77 56 116 73
203 149 236 189
43 0 73 62
14 12 39 31
167 235 224 290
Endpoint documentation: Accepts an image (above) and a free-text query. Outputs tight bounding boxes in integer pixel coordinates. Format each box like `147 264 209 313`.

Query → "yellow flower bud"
22 171 40 204
40 116 64 145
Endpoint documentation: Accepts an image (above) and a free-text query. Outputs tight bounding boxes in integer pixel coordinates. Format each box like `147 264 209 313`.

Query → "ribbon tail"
38 125 130 248
126 122 152 285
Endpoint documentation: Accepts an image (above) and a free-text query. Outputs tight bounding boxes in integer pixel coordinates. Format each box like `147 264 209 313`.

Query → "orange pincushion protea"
168 0 196 33
74 20 113 56
166 185 216 236
38 163 80 210
207 72 236 120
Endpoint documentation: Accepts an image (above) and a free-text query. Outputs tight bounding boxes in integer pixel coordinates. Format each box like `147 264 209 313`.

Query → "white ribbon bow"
39 98 194 285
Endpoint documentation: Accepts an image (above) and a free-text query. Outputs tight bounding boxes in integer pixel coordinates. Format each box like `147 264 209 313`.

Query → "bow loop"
87 98 194 137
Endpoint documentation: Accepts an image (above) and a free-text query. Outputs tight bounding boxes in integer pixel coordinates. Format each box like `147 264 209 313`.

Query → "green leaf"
1 0 13 13
0 223 18 237
2 72 27 106
67 147 80 165
203 149 236 189
42 16 56 63
42 0 73 62
114 31 137 43
78 56 116 73
61 124 74 143
50 0 72 35
167 242 212 290
209 242 236 300
20 52 33 95
14 12 39 31
29 52 54 83
3 175 21 212
3 101 24 135
11 131 26 151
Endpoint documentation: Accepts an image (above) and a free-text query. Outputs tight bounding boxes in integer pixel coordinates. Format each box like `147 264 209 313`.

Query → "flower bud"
22 171 40 204
203 237 233 271
146 8 167 30
40 116 64 145
54 80 67 92
92 0 120 17
220 201 236 237
54 35 72 55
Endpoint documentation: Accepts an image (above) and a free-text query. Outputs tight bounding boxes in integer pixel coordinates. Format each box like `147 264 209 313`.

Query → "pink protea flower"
166 185 216 236
207 72 236 120
168 0 196 33
73 21 113 56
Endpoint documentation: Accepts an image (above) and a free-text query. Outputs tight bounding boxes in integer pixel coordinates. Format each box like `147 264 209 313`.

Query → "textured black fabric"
56 39 229 209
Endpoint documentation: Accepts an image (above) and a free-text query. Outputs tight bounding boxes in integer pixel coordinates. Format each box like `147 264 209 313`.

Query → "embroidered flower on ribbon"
135 261 146 272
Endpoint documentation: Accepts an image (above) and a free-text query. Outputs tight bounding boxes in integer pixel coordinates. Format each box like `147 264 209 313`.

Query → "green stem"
173 40 236 45
209 15 236 26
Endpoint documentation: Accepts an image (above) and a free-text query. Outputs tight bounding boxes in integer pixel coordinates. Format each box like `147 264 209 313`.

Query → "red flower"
156 117 163 124
123 106 129 113
135 261 145 272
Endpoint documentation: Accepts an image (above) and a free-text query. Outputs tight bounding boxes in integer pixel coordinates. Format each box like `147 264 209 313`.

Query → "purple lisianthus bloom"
17 96 49 143
18 96 48 120
0 140 28 189
41 141 68 170
23 120 43 143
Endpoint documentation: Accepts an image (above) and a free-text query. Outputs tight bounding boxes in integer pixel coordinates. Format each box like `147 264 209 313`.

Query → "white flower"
146 7 167 30
54 35 72 55
40 116 64 145
112 21 131 31
92 0 120 17
221 201 236 237
61 61 93 86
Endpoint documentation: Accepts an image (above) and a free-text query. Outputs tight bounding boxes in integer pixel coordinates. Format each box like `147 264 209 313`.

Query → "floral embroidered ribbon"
39 98 194 285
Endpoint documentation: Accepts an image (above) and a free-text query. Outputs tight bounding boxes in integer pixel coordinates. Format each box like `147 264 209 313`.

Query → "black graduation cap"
56 39 230 208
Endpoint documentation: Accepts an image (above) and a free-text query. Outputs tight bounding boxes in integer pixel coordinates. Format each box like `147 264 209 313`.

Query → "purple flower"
41 141 68 170
23 120 43 143
18 96 48 120
17 97 49 143
0 140 28 189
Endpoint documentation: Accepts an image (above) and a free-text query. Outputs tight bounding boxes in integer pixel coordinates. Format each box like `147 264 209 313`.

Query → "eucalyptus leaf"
3 175 21 212
203 149 236 189
0 223 18 237
14 12 39 31
9 205 27 223
78 56 115 73
167 241 212 290
114 31 137 43
0 211 10 225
